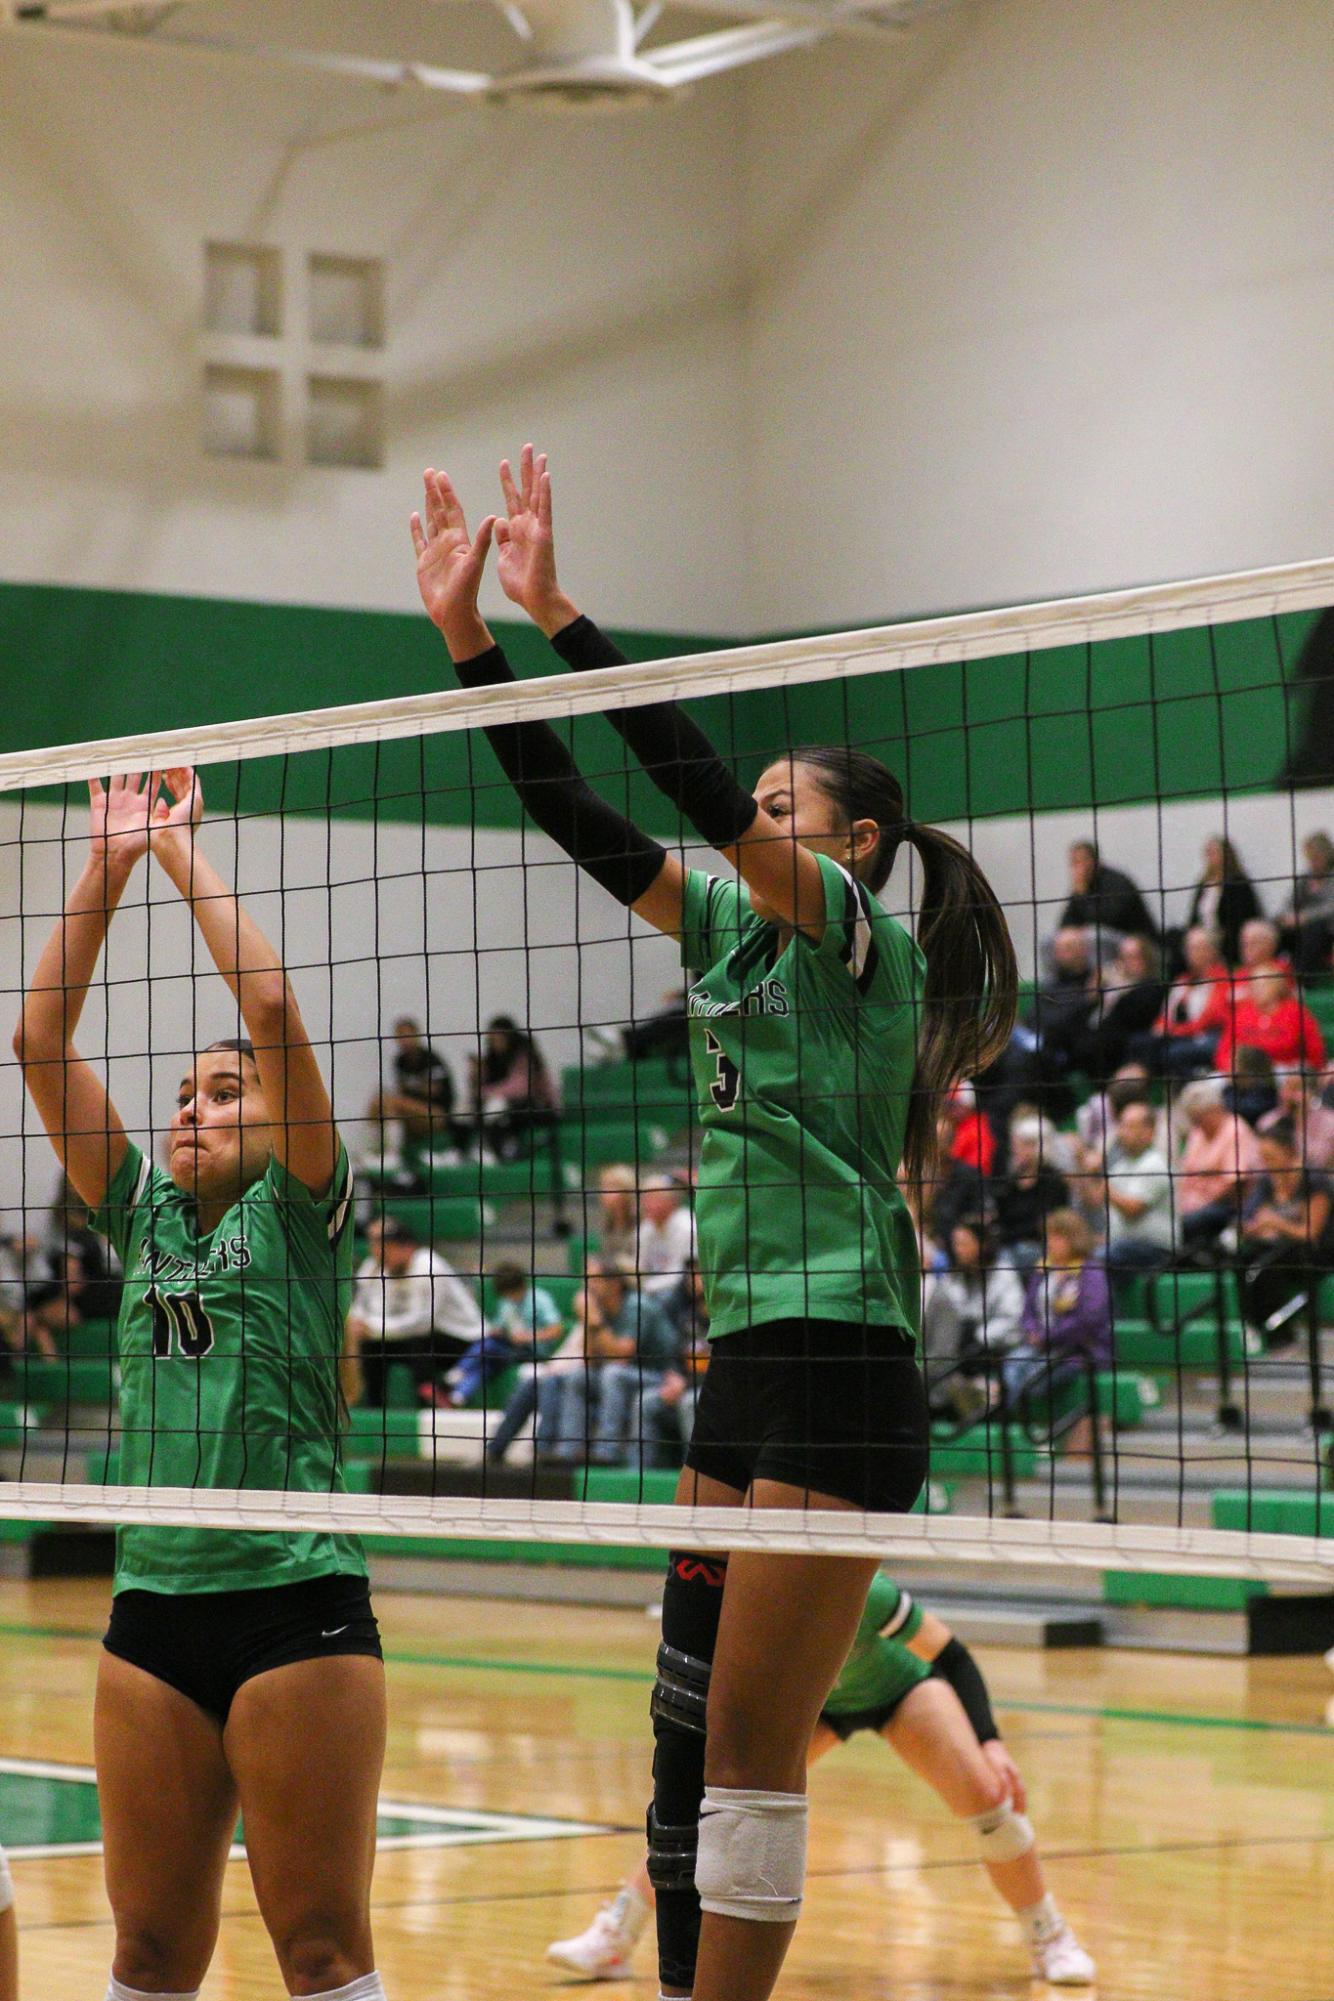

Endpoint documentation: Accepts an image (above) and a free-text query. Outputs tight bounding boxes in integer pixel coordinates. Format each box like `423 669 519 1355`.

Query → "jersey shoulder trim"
878 1585 916 1640
825 860 882 994
327 1148 355 1246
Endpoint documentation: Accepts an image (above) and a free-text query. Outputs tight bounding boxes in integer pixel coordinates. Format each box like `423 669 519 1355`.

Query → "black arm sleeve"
453 643 666 907
931 1637 1000 1744
550 615 758 852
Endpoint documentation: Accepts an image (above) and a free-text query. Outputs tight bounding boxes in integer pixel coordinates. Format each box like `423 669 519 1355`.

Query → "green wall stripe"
2 581 1326 829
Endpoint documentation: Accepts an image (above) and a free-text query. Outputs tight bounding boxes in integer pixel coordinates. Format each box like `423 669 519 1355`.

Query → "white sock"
609 1880 650 1942
294 1976 386 2001
107 1980 199 2001
1017 1892 1064 1944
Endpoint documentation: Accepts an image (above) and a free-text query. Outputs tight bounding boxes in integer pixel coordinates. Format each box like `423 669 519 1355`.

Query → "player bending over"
413 448 1017 2001
549 1573 1094 1986
13 769 388 2001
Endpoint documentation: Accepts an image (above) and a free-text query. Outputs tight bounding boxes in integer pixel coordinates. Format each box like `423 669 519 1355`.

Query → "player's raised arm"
411 466 687 938
11 774 152 1209
149 767 338 1198
492 443 832 938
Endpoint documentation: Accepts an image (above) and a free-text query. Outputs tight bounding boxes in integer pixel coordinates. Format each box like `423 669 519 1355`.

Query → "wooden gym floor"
2 1576 1331 1998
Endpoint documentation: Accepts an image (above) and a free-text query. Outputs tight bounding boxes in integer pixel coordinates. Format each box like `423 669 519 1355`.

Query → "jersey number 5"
704 1030 741 1113
146 1286 216 1360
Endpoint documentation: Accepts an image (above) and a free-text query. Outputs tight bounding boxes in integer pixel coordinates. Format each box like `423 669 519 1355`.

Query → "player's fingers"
434 469 467 534
472 514 496 565
519 441 534 507
410 511 427 559
538 468 553 531
498 458 522 518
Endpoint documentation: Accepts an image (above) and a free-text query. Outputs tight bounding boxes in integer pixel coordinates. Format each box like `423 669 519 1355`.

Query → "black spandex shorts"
104 1571 382 1724
820 1697 913 1741
684 1318 929 1514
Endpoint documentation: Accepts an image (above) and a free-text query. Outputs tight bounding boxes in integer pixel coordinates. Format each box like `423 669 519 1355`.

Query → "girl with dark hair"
13 770 388 2001
411 448 1017 2001
467 1012 558 1160
1237 1120 1332 1347
1184 835 1262 968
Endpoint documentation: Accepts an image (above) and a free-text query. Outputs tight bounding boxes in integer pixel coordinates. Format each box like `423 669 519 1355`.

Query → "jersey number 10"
146 1286 216 1360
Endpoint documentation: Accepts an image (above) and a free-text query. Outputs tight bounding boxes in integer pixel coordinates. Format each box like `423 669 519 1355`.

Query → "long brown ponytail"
792 748 1018 1186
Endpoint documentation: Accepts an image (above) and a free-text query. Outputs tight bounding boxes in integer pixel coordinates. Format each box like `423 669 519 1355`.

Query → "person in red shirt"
1215 965 1326 1078
1137 925 1230 1077
945 1082 996 1178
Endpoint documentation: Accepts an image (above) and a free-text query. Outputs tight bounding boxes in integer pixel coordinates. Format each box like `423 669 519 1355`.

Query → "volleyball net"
2 557 1333 1585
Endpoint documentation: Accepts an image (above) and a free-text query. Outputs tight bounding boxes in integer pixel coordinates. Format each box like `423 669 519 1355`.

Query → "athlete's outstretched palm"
495 444 560 622
89 772 158 870
412 468 495 640
90 769 204 880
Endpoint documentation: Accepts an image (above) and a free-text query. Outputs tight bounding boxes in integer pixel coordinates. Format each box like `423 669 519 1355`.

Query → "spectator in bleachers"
0 1230 60 1363
1033 927 1097 1064
547 1258 677 1467
1133 925 1230 1077
923 1110 991 1254
468 1014 559 1161
1075 1064 1158 1158
1183 836 1263 969
637 1260 711 1466
1074 935 1166 1082
920 1214 1026 1423
1215 964 1326 1080
622 985 689 1064
1236 917 1285 978
1226 1044 1278 1128
595 1163 640 1262
1091 1101 1174 1276
446 1259 564 1408
1003 1209 1112 1457
1174 1078 1263 1252
484 1298 588 1464
1235 1120 1332 1347
343 1215 482 1408
635 1174 697 1297
50 1175 123 1319
944 1079 997 1178
994 1116 1069 1270
366 1015 459 1178
1058 841 1158 950
1276 831 1334 978
1259 1068 1334 1172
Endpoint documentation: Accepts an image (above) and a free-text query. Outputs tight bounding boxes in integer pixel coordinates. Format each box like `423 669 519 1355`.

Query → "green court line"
4 1618 1330 1739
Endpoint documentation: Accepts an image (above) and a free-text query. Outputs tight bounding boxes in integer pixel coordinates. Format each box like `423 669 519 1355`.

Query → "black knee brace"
649 1553 726 1993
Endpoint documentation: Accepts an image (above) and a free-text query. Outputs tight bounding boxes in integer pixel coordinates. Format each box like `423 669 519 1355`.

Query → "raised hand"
411 468 495 660
147 766 204 859
494 444 575 637
88 772 158 874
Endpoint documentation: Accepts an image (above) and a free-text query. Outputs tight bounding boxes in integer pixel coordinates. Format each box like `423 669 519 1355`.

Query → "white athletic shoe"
1030 1924 1097 1985
546 1904 640 1979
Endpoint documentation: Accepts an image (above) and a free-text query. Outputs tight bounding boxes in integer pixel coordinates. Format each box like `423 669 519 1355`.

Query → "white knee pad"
295 1978 386 2001
296 1976 386 2001
695 1786 807 1923
968 1797 1035 1863
0 1843 11 1914
106 1981 200 2001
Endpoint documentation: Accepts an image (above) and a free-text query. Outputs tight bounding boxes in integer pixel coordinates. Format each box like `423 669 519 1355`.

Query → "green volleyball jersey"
822 1572 929 1716
681 854 924 1340
92 1140 366 1595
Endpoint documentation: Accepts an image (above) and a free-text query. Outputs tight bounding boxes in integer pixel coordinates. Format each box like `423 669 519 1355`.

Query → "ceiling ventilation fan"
5 0 965 110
